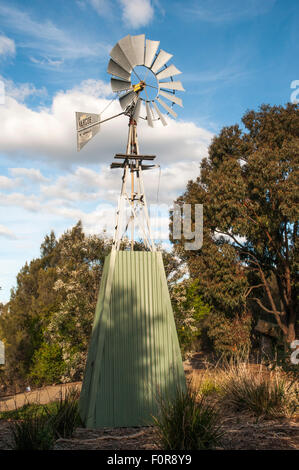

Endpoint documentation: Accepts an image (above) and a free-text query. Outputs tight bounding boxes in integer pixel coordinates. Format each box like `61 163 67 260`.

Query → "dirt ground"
0 382 82 412
0 356 298 451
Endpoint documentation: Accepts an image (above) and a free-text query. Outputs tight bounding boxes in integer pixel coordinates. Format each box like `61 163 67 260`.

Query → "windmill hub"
132 80 146 94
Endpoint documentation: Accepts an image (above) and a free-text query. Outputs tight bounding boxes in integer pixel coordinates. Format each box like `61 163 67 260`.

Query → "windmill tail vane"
75 33 184 250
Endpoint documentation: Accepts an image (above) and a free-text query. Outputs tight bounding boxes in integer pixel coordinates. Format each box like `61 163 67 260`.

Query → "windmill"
76 34 186 428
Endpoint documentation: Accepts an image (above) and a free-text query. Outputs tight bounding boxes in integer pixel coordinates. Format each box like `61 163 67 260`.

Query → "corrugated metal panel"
79 251 186 428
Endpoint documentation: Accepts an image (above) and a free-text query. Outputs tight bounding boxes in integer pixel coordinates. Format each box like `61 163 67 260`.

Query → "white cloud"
88 0 114 18
0 77 212 273
0 75 47 102
9 168 49 183
0 175 19 190
0 34 15 57
0 224 17 240
87 0 154 27
0 78 212 169
119 0 154 28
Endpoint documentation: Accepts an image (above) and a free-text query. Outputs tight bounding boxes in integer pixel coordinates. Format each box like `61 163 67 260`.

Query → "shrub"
205 312 251 358
153 387 223 450
29 342 65 386
171 280 210 357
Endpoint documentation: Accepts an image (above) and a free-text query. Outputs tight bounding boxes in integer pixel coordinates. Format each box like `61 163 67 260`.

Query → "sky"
0 0 298 302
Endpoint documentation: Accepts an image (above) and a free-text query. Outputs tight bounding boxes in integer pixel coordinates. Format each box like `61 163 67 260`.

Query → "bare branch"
251 297 283 315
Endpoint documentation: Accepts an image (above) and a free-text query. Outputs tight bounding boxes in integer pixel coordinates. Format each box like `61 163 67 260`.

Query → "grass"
45 387 82 439
9 412 55 450
152 387 223 450
219 362 298 418
3 386 83 450
0 401 58 420
188 358 298 419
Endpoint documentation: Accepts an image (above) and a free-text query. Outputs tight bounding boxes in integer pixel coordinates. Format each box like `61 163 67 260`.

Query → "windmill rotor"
75 34 184 150
107 34 185 127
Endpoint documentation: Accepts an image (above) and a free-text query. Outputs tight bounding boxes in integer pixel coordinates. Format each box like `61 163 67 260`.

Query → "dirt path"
0 382 81 413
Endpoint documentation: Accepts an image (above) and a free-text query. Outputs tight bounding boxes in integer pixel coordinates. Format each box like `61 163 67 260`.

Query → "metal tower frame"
111 114 157 252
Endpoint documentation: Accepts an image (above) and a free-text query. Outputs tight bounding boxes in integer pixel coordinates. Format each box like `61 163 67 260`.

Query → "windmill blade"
145 101 154 127
153 101 167 126
76 112 100 151
156 64 182 80
111 78 132 92
118 35 138 68
159 89 183 107
151 50 173 74
119 90 137 110
110 42 132 73
131 34 145 65
156 97 177 118
144 39 160 68
158 80 185 91
107 59 131 81
133 98 141 121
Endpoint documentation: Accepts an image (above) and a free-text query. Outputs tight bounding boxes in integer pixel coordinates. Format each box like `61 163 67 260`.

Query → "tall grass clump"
45 386 82 439
10 412 55 450
152 387 223 450
9 386 82 449
220 361 298 418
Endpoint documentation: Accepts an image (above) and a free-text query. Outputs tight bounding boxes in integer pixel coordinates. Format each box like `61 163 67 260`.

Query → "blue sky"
0 0 298 302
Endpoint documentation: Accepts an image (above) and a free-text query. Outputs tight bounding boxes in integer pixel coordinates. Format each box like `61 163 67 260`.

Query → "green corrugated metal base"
79 251 186 428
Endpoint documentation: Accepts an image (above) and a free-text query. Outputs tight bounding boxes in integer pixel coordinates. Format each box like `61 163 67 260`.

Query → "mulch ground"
0 415 297 450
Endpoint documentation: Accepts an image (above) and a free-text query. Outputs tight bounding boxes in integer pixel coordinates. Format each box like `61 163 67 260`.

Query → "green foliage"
153 387 223 450
171 279 210 356
199 379 222 397
30 343 65 386
173 103 299 343
205 312 252 358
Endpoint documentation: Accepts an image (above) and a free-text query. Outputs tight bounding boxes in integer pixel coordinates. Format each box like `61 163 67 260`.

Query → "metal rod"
78 112 125 133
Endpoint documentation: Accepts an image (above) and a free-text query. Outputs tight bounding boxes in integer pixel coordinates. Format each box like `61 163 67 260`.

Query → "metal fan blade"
159 90 183 107
76 112 100 151
110 43 132 73
144 39 160 68
118 35 138 68
151 50 173 74
158 80 185 91
156 64 182 80
131 34 145 65
153 101 167 126
156 97 177 118
119 90 137 110
145 101 154 127
111 78 132 92
107 59 131 81
133 98 141 121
